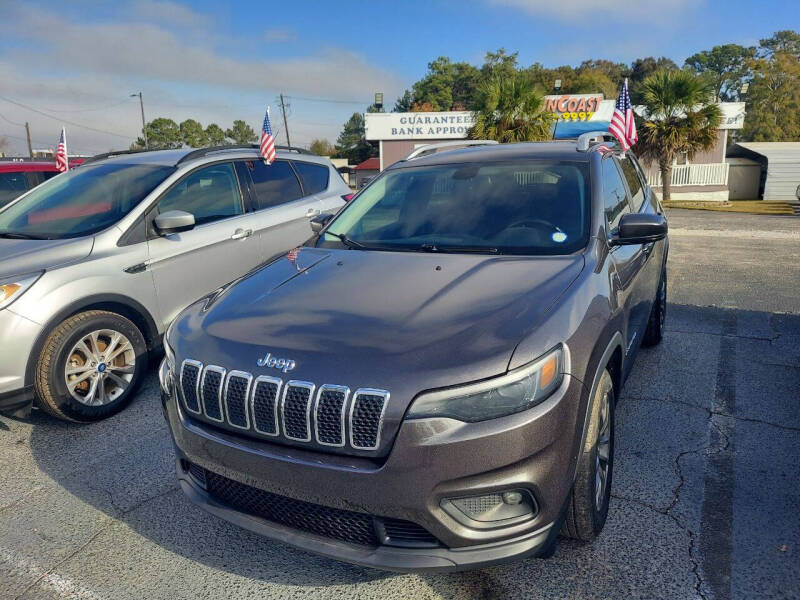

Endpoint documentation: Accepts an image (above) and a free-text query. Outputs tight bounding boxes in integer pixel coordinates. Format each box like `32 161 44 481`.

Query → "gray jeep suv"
161 134 668 571
0 145 349 421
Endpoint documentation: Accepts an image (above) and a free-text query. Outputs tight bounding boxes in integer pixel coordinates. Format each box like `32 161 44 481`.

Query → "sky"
0 0 794 155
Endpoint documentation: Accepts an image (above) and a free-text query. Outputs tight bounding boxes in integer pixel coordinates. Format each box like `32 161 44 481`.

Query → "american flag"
260 107 276 164
55 127 68 172
609 79 638 152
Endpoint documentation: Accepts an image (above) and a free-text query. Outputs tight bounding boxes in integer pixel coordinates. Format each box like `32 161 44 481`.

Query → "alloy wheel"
64 329 136 406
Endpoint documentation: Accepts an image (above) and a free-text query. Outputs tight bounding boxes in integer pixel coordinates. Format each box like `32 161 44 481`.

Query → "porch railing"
646 162 729 187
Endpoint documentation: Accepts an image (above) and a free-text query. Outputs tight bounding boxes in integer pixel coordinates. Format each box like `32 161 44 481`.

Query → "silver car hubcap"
65 329 135 406
595 390 612 511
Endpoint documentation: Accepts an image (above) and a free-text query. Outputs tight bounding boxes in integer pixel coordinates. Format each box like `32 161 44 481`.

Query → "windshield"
320 160 590 255
0 163 175 239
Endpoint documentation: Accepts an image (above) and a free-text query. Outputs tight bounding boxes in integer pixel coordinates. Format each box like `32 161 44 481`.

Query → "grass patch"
662 200 795 215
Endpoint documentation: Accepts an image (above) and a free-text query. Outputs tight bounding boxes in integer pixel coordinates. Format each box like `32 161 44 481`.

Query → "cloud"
0 4 401 154
264 27 296 43
1 10 399 100
486 0 696 22
128 0 212 28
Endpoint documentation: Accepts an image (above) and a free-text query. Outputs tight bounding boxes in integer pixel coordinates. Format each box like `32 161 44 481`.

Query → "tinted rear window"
244 160 303 209
293 161 329 195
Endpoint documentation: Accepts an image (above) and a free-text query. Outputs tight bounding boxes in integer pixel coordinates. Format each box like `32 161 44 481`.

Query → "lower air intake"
188 463 439 548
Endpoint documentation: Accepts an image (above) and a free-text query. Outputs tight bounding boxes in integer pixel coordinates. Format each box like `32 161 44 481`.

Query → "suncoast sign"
365 111 476 140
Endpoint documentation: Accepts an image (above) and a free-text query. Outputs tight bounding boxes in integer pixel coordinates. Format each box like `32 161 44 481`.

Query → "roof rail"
82 149 151 165
576 131 618 152
176 144 314 165
404 140 499 160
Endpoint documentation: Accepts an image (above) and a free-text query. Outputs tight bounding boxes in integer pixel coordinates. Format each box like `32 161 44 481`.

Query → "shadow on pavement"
18 302 800 598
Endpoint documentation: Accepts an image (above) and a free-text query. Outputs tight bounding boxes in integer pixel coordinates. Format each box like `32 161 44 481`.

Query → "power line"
32 98 135 114
286 95 370 105
0 111 27 128
0 95 132 139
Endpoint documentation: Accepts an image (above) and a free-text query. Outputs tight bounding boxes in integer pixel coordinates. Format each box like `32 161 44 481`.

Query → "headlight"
406 346 565 422
0 272 43 310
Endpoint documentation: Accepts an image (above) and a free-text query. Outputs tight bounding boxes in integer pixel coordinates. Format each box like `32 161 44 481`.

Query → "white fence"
647 162 729 187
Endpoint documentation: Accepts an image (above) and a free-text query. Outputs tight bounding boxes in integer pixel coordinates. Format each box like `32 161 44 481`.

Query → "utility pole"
130 92 148 149
25 122 33 157
279 93 291 147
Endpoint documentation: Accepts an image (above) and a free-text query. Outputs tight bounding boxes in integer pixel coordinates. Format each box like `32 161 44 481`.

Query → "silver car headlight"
406 346 565 422
0 272 43 311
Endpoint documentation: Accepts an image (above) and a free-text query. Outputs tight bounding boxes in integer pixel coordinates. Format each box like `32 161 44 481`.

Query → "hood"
0 237 94 279
173 247 585 403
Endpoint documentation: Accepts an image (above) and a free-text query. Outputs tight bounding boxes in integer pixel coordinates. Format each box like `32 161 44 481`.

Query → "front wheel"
562 369 615 541
34 310 148 422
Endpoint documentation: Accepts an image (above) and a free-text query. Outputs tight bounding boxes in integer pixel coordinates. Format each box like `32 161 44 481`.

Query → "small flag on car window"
55 127 68 172
609 79 638 152
260 107 276 165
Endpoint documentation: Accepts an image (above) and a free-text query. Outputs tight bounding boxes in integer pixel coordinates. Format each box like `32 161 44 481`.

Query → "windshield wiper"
324 231 370 250
0 231 51 240
418 243 499 254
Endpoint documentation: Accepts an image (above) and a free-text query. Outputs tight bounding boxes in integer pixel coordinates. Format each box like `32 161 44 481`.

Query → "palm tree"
635 70 723 202
468 76 555 142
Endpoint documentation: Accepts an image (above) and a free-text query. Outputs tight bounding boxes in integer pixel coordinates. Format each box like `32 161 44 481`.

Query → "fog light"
502 491 524 505
441 489 538 528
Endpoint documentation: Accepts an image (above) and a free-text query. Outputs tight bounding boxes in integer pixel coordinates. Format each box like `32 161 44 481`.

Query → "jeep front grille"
178 360 388 453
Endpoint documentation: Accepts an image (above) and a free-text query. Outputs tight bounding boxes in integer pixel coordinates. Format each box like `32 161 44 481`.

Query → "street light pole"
131 92 148 149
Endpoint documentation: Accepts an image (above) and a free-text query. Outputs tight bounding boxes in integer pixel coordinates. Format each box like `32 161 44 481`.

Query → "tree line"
331 30 800 164
131 118 259 150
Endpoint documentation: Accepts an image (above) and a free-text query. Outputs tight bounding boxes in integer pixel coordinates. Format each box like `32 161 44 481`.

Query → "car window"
322 160 590 256
158 163 243 226
0 163 174 238
618 156 645 211
602 158 631 230
292 161 329 195
243 159 302 210
0 172 30 207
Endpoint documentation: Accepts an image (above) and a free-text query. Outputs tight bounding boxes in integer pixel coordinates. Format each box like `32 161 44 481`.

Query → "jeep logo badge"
257 352 296 373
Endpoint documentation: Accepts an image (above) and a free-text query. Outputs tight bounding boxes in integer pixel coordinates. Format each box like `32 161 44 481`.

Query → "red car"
0 160 84 208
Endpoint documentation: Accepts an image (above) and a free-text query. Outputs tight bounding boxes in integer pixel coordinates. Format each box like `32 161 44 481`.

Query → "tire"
34 310 148 423
643 267 666 347
562 369 615 541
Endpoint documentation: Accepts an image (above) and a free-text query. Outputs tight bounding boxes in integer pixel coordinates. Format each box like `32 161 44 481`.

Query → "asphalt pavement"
1 208 798 600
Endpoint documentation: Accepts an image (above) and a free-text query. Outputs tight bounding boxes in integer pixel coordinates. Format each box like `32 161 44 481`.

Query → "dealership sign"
543 94 615 122
365 111 476 140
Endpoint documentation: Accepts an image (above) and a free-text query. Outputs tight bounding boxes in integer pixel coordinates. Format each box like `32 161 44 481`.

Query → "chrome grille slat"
200 365 226 422
180 359 202 414
282 381 314 442
250 376 281 436
314 385 349 447
223 371 252 430
350 389 389 450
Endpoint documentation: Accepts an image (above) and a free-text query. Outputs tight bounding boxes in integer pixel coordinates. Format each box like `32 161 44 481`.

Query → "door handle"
306 208 321 217
231 228 252 240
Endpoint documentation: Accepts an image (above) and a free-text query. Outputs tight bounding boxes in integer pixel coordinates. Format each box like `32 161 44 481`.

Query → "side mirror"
611 213 668 246
310 213 333 234
154 210 195 235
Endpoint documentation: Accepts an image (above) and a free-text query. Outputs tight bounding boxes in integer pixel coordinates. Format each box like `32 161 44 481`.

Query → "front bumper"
0 308 42 412
164 373 585 572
